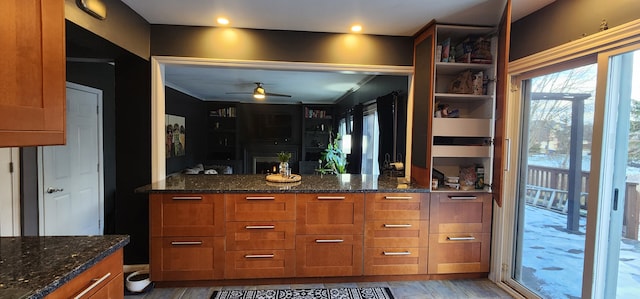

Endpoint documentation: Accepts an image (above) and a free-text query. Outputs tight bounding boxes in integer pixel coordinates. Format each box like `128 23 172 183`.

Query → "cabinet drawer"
150 193 225 237
364 247 428 275
365 193 428 220
225 250 295 279
365 220 428 248
432 118 492 137
150 237 224 281
430 193 492 233
297 193 364 235
295 235 363 277
226 193 296 221
226 221 295 250
428 233 490 274
45 249 122 299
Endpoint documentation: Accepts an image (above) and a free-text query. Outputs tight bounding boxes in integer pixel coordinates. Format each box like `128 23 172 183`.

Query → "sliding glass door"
505 37 640 298
512 63 597 299
589 46 640 299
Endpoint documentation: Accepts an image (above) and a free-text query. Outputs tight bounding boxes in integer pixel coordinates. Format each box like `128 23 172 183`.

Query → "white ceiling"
123 0 555 104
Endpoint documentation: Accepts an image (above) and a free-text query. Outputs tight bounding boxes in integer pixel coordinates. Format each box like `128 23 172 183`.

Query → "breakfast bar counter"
135 173 428 193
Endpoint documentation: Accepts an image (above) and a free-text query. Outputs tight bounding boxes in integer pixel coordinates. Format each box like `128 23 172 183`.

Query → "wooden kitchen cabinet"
428 192 491 274
45 249 123 299
149 193 225 281
295 234 363 277
0 0 66 147
225 193 296 279
296 193 364 277
296 193 364 235
364 193 429 275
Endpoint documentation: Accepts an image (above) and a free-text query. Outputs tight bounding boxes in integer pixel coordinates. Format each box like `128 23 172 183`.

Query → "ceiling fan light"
253 85 266 99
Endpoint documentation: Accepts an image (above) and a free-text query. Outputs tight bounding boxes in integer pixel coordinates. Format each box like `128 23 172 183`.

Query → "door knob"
46 187 64 194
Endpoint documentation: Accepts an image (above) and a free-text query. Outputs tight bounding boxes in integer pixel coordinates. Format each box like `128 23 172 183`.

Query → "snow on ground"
520 205 640 298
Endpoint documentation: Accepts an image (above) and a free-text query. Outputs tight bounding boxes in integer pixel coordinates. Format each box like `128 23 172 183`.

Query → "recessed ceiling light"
217 17 230 25
351 24 362 33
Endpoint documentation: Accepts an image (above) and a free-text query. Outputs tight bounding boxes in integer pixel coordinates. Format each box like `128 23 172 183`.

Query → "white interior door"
0 147 20 236
39 82 103 236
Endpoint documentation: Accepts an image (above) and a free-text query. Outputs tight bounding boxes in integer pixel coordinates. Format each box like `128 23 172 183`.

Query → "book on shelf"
304 107 331 119
209 107 236 117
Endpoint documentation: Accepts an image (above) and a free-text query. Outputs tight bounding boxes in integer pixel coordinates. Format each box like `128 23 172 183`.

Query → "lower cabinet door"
427 233 490 274
295 235 363 277
364 247 428 275
150 237 225 281
225 250 295 279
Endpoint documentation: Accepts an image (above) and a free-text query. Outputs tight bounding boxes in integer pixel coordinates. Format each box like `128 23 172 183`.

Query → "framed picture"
165 114 185 158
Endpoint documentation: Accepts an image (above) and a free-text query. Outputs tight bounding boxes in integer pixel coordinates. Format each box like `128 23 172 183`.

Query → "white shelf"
432 145 492 158
435 62 493 75
432 118 492 137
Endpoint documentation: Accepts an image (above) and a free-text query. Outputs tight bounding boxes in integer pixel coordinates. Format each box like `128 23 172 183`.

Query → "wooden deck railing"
526 165 639 240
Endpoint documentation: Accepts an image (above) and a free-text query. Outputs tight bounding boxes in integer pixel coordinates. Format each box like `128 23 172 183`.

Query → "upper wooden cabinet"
0 0 66 147
411 12 511 203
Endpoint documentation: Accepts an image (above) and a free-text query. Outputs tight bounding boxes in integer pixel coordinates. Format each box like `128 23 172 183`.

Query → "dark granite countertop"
135 174 430 193
0 235 129 299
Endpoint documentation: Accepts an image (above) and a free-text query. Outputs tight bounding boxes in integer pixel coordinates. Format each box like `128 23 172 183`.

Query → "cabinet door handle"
383 224 412 228
245 225 275 229
245 196 275 200
315 239 344 243
73 272 111 299
383 251 411 256
448 195 477 200
171 196 202 200
384 196 412 200
317 196 345 200
447 236 476 241
245 254 275 258
171 241 203 245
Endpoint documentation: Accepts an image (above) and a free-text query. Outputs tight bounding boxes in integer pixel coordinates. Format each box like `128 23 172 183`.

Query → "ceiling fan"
226 82 292 99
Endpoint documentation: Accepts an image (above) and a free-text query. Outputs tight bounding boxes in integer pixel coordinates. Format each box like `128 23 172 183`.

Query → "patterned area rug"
211 287 395 299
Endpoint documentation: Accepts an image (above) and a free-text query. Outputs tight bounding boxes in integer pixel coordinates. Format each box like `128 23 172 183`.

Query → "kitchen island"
139 174 491 285
0 235 129 299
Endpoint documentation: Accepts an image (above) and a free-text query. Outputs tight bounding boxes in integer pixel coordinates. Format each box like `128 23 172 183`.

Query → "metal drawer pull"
73 272 111 299
245 254 275 258
171 241 203 245
384 196 412 200
245 196 275 200
245 225 275 229
448 195 477 200
171 196 202 200
383 251 411 256
384 224 412 228
447 236 476 241
317 196 346 200
315 239 344 243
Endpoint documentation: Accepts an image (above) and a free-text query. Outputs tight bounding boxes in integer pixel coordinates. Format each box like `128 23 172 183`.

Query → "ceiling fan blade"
265 92 292 97
225 92 253 95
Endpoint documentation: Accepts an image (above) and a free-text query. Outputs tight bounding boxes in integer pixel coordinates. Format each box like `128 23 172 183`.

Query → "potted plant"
318 133 347 174
277 152 292 176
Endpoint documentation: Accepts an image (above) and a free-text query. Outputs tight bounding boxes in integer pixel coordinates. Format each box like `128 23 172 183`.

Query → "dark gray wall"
165 87 208 174
64 0 150 59
510 0 640 61
151 25 414 66
66 61 117 234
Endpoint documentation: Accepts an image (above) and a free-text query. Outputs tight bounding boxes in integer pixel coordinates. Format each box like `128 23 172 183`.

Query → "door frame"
494 20 640 298
37 82 104 235
0 148 20 236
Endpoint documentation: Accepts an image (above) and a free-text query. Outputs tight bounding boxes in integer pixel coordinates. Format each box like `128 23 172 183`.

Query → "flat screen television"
253 113 292 140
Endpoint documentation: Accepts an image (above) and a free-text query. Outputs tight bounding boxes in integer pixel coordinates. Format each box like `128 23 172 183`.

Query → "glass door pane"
597 48 640 299
513 64 597 298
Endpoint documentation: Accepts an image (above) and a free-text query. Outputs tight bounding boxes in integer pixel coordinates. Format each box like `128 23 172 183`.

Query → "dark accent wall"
66 61 117 234
64 0 150 59
165 88 208 174
151 25 414 66
510 0 640 61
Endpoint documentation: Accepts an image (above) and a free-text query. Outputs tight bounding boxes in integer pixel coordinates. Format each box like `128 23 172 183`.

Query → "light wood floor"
124 279 514 299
